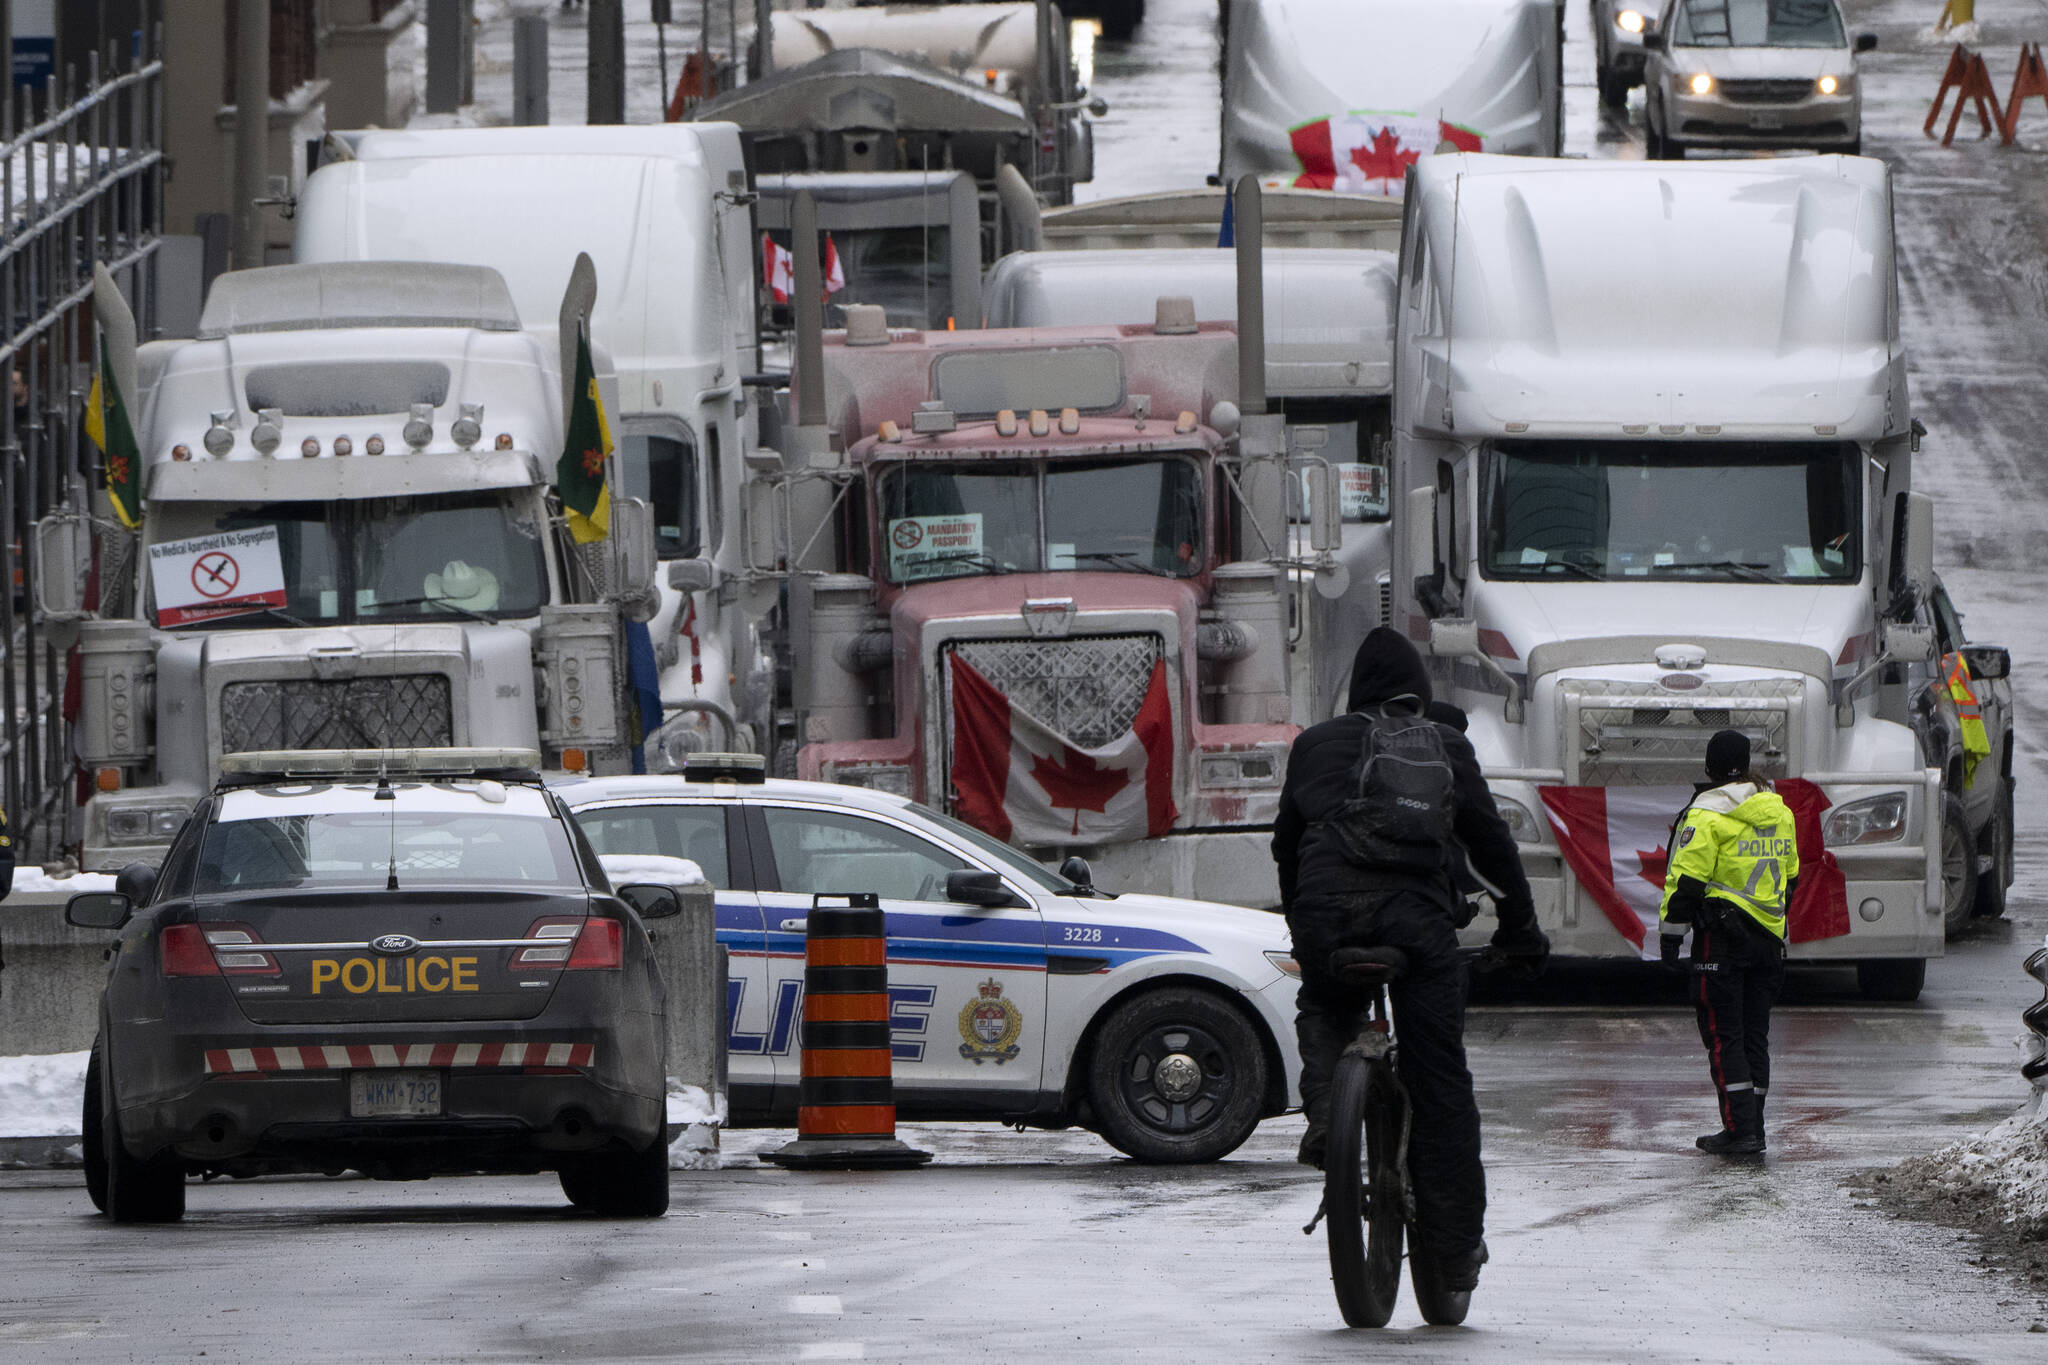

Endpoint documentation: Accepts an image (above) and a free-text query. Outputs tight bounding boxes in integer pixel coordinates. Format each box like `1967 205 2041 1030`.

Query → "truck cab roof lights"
203 410 237 458
1029 408 1050 437
1130 394 1152 429
171 444 192 462
1174 410 1196 435
332 435 354 457
911 401 957 435
683 752 767 785
403 403 435 450
1154 295 1198 335
365 434 386 456
250 408 283 456
495 433 515 450
1210 400 1241 438
216 747 544 783
877 419 903 443
451 403 484 450
301 437 322 458
995 409 1019 437
1060 407 1081 435
843 304 890 347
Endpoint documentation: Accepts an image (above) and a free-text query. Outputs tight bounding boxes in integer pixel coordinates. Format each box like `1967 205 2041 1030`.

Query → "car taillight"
160 923 219 977
566 918 624 970
161 923 282 977
515 917 622 970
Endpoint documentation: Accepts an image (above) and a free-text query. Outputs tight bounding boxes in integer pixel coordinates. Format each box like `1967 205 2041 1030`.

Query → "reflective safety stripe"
1723 1081 1754 1092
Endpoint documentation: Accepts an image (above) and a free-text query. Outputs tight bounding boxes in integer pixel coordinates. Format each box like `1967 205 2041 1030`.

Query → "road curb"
0 1135 82 1169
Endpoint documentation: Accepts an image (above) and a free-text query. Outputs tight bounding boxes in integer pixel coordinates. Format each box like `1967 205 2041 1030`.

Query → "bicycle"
1303 944 1508 1328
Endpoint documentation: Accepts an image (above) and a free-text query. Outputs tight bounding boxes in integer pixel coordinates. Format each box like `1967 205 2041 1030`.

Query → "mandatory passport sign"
147 525 288 626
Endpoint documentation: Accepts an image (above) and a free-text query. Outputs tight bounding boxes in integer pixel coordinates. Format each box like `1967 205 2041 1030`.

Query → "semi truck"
293 125 763 769
755 188 1346 904
43 261 657 872
1390 153 1947 998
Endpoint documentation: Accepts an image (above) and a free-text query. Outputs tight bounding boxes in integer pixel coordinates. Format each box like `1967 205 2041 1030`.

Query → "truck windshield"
1673 0 1846 48
877 456 1205 585
1482 440 1860 584
148 490 548 628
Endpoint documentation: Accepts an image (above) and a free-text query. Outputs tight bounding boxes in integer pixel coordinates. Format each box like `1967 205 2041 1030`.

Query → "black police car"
69 748 678 1222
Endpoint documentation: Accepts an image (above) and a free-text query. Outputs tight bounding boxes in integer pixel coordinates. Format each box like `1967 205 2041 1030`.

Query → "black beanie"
1705 730 1750 781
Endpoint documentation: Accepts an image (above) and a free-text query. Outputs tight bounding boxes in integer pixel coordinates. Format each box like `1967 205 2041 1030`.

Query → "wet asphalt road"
9 2 2048 1359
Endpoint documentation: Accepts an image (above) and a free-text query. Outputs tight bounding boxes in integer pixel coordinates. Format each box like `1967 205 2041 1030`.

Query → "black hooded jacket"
1271 627 1537 930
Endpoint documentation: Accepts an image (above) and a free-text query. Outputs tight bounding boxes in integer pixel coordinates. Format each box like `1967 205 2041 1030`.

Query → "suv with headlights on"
1642 0 1874 157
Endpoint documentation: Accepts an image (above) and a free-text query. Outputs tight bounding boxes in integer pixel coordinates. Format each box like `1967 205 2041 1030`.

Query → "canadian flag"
1288 112 1483 195
761 235 845 305
1536 781 1850 959
949 656 1177 847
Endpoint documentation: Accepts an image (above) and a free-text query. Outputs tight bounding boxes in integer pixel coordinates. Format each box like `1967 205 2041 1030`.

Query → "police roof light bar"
217 747 545 783
682 752 767 784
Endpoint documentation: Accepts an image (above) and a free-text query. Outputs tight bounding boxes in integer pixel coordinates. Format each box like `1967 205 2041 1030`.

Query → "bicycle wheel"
1324 1052 1405 1328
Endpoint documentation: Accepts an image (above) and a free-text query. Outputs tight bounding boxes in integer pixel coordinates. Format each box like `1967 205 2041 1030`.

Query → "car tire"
1939 792 1979 938
1973 775 2014 919
101 1054 186 1224
1857 958 1927 1003
82 1041 109 1214
1085 988 1268 1164
561 1125 670 1218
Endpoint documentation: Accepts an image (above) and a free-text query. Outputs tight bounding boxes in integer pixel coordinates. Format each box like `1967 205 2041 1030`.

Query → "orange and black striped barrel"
796 893 898 1140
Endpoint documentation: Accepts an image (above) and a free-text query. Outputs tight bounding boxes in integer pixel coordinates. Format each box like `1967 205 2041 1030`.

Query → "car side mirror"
1961 644 2010 681
1855 32 1878 53
946 869 1024 908
616 883 683 919
66 891 133 929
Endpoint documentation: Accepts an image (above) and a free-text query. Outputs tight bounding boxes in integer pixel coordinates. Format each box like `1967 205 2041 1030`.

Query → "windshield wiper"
180 603 313 629
915 551 1008 576
1070 550 1172 578
1665 560 1782 583
362 595 497 624
1524 558 1604 582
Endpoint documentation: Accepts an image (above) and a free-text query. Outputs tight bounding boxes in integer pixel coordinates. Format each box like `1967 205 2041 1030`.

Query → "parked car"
71 748 679 1223
1907 577 2016 932
555 757 1304 1164
1642 0 1875 158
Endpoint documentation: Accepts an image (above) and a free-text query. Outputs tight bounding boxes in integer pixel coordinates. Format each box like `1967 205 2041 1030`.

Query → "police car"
69 748 676 1223
555 756 1303 1163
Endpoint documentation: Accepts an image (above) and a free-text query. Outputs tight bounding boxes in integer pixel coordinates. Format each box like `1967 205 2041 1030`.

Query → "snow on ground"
666 1083 724 1170
10 868 117 894
0 1051 86 1137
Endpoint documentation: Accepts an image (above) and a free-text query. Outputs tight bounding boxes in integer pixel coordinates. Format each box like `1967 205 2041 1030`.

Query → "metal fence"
0 38 163 857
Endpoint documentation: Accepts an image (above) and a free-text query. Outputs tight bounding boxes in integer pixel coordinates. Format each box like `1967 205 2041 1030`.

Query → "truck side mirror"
1309 462 1340 553
666 557 721 593
33 513 93 621
1880 623 1936 664
1897 490 1934 609
1405 485 1437 601
605 496 660 621
65 891 133 929
1961 644 2009 681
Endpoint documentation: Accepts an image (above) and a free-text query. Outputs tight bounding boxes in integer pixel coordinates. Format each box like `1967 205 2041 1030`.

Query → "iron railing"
1 37 163 856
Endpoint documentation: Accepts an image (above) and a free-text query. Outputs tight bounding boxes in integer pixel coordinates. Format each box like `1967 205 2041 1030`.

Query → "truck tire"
1974 776 2014 920
1085 988 1267 1164
1856 958 1926 1003
1938 793 1979 938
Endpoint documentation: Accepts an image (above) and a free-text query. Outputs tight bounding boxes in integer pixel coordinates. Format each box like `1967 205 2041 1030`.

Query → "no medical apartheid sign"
148 526 288 626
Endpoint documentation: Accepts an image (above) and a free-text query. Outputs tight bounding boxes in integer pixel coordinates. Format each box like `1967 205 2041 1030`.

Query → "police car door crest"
958 977 1023 1064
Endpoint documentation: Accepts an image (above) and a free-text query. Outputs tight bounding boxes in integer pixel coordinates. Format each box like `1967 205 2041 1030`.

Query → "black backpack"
1323 700 1457 874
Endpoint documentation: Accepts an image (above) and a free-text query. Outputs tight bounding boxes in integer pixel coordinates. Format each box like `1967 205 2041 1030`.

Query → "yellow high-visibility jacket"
1659 781 1799 941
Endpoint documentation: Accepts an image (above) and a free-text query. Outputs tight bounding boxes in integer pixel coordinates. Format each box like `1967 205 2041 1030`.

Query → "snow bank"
666 1083 725 1170
1891 1111 2048 1237
599 854 707 888
0 1051 86 1137
10 868 117 894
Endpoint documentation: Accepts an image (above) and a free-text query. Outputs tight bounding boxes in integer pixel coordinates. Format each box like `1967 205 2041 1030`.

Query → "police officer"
1273 628 1548 1292
1659 730 1798 1156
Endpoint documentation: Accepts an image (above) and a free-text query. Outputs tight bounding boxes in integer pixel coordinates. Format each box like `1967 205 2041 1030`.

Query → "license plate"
349 1070 443 1118
1751 111 1785 128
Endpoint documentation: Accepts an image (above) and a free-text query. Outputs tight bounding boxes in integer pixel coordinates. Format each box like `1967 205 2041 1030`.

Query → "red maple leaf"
1349 127 1422 187
579 445 605 479
1635 847 1669 892
1030 747 1129 835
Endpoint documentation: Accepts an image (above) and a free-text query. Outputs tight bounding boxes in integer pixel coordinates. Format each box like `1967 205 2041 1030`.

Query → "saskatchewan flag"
86 336 142 530
556 322 612 545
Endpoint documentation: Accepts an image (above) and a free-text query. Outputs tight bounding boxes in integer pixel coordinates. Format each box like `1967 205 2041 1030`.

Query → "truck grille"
948 635 1161 749
221 675 454 753
1716 79 1816 105
1563 679 1800 787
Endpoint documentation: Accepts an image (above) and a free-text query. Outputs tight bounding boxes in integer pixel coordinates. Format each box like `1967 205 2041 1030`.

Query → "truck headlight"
1616 8 1644 33
828 763 915 798
1494 796 1544 844
1197 747 1285 789
1823 793 1907 846
106 806 188 843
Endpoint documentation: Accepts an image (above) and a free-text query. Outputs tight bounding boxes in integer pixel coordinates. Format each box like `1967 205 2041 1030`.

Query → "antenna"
378 760 399 892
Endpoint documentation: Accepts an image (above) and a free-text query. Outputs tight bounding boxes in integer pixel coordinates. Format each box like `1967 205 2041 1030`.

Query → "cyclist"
1273 627 1548 1293
1658 730 1797 1156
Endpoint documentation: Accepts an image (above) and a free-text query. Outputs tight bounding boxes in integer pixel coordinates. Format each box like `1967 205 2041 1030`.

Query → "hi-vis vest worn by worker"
1659 781 1800 941
1941 652 1991 789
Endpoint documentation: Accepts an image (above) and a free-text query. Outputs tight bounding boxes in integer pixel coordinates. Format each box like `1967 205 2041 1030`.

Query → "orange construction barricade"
2002 43 2048 143
1926 44 2005 146
764 893 933 1171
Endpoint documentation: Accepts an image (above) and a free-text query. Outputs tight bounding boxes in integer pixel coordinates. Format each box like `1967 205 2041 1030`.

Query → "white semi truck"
1391 154 1945 999
44 262 657 872
293 125 762 768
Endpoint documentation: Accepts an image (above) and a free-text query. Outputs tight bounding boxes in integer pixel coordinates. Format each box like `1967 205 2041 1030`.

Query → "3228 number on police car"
349 1071 443 1118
